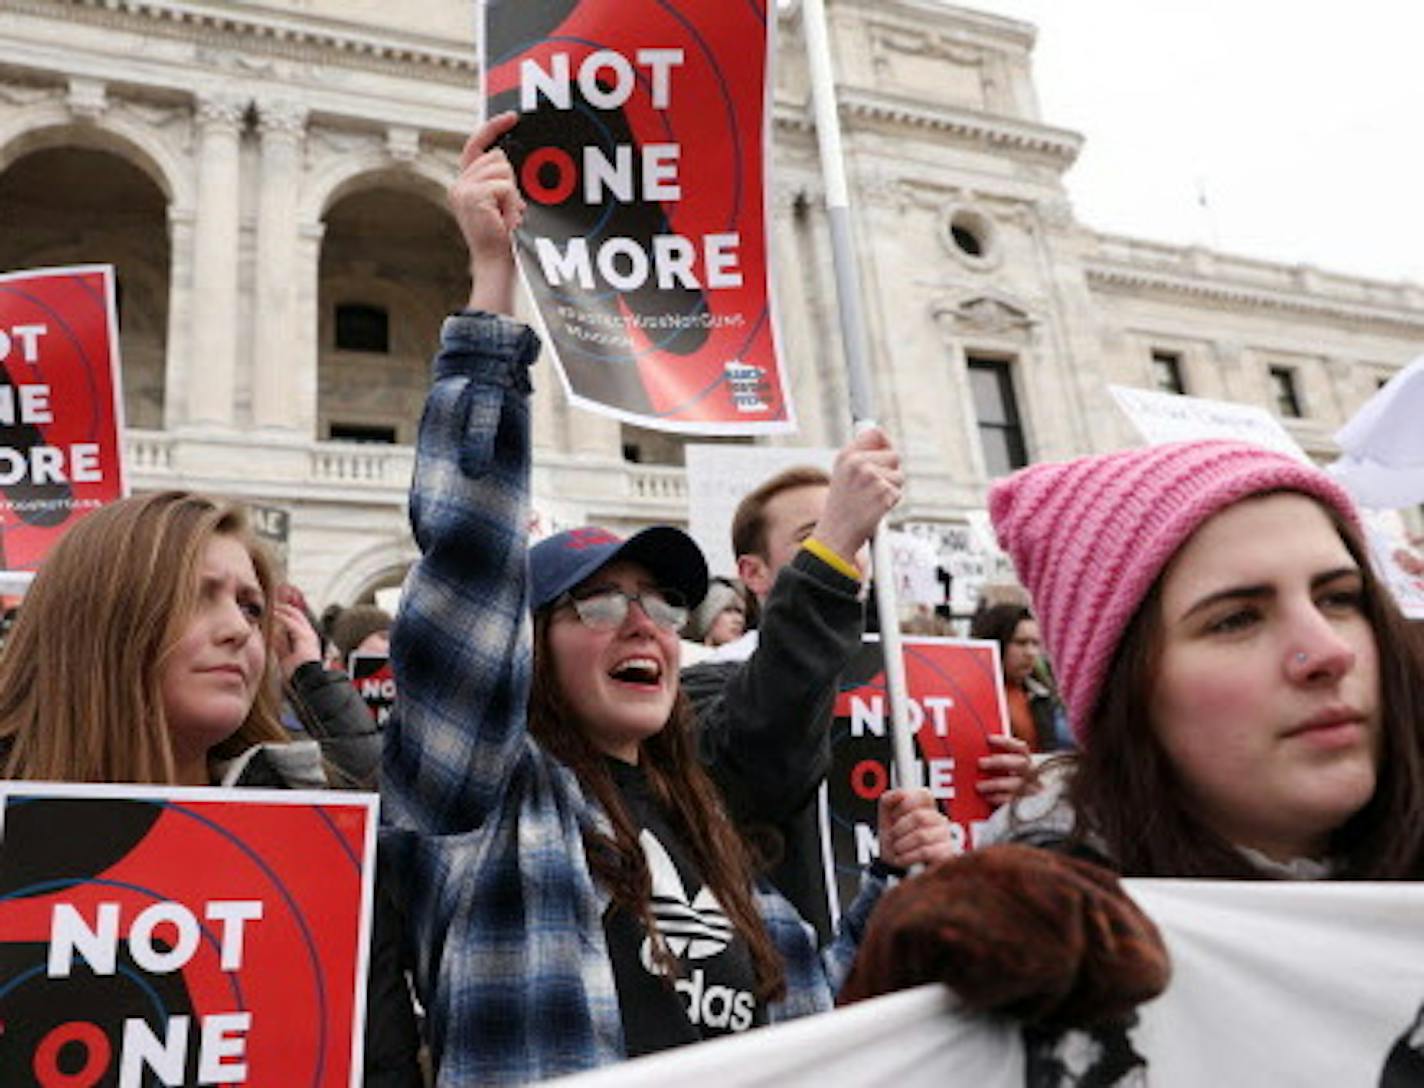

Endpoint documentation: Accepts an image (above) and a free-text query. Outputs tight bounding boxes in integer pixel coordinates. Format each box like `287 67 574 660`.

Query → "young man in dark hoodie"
683 445 1033 940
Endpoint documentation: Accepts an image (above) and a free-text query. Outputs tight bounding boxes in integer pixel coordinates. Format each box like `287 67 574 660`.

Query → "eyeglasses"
559 585 689 632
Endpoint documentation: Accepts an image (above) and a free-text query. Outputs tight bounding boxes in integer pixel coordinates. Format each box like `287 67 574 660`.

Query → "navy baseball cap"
529 526 709 614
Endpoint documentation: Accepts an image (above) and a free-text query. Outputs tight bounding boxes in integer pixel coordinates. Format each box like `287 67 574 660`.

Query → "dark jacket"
284 661 384 788
682 548 865 943
1025 674 1073 753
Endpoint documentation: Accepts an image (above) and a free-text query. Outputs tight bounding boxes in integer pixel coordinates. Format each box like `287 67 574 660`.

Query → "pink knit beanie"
988 440 1361 745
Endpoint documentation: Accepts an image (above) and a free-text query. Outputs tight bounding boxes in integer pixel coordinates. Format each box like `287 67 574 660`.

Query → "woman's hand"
877 788 957 870
273 599 323 683
977 733 1035 809
450 111 526 315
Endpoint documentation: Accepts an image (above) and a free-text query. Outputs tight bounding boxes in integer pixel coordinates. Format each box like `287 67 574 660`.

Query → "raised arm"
383 113 539 835
689 429 904 821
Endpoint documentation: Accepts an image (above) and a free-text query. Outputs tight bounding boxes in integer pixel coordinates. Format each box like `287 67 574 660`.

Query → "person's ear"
737 553 773 603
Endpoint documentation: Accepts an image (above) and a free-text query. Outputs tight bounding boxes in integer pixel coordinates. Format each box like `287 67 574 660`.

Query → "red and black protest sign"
0 265 126 572
482 0 792 434
820 637 1009 921
348 653 395 727
0 783 376 1086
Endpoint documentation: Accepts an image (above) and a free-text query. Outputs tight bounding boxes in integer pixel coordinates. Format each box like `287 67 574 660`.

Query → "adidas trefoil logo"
638 829 734 971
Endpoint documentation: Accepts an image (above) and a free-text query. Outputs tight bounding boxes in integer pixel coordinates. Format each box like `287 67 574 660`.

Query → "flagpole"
799 0 918 790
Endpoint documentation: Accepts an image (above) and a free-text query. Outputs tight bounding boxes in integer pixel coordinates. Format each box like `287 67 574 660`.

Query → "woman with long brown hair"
380 112 952 1086
0 491 290 784
984 439 1424 880
0 489 423 1085
838 440 1424 1045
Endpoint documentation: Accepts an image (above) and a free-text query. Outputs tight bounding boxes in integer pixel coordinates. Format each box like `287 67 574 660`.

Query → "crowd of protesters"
3 108 1423 1086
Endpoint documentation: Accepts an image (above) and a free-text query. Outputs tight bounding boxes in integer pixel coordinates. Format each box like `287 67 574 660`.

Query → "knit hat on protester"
988 439 1362 745
683 578 747 643
328 604 392 660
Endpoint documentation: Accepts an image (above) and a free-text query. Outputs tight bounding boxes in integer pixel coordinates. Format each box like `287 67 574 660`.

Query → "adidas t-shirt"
603 757 768 1058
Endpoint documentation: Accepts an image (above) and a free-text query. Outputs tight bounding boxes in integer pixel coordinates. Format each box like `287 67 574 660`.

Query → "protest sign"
1109 384 1309 462
820 636 1008 922
349 653 395 727
885 530 943 608
685 444 835 577
0 782 376 1087
247 503 290 572
1110 383 1424 617
483 1 792 434
902 516 1018 616
0 265 126 571
549 880 1424 1088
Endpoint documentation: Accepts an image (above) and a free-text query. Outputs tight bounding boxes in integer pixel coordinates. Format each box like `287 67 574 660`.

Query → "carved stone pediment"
933 292 1037 337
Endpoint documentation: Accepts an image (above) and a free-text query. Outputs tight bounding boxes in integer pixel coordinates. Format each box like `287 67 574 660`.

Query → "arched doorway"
317 184 467 445
0 146 170 429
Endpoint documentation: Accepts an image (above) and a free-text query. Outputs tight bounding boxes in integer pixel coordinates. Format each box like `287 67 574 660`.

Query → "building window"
943 206 998 268
330 422 397 444
619 424 689 466
1269 365 1303 418
967 356 1027 477
951 221 983 257
335 303 390 353
1151 350 1186 394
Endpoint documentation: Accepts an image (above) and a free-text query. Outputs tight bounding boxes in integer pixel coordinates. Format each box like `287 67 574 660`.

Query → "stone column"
801 188 849 448
769 179 827 443
162 207 197 429
187 92 246 428
252 99 308 431
292 220 325 438
566 397 620 457
1322 353 1363 426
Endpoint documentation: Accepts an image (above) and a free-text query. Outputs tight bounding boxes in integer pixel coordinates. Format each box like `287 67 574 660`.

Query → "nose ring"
1294 651 1309 665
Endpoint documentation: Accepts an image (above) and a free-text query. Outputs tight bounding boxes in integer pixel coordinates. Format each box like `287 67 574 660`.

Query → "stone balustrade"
125 430 175 473
121 431 687 517
626 466 688 504
309 443 415 485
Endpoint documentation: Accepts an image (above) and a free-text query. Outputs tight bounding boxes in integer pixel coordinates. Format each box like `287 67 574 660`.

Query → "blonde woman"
0 491 290 784
0 490 421 1085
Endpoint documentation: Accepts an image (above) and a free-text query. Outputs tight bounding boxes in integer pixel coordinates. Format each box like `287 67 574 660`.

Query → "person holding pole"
380 112 952 1085
685 459 1032 939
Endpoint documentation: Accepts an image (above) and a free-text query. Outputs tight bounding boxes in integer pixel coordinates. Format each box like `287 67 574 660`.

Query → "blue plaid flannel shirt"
381 312 884 1086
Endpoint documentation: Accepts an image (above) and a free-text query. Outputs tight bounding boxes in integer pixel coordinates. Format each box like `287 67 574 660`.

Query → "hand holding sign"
812 428 904 572
452 112 527 315
975 734 1033 809
877 788 957 870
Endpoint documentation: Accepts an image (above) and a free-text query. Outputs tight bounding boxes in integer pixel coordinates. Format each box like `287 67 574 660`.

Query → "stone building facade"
2 0 1420 605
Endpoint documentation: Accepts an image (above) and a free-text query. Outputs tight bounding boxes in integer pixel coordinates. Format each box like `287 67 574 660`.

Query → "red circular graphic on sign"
521 147 577 205
34 1021 110 1088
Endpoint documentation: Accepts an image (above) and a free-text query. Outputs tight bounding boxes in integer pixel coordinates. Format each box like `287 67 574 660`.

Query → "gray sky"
944 0 1424 285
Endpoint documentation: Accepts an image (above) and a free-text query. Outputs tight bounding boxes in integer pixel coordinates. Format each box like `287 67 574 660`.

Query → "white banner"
1109 385 1310 463
550 880 1424 1087
1361 509 1424 620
